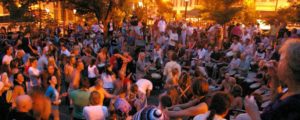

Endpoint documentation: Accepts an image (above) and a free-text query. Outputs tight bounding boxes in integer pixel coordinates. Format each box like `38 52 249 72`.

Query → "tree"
200 0 243 25
67 0 107 22
67 0 126 22
0 0 38 21
276 2 300 23
155 0 175 21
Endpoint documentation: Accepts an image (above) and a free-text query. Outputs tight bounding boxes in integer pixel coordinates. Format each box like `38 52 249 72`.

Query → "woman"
45 76 66 120
193 92 232 120
166 80 209 118
245 39 300 120
83 91 109 120
88 59 98 86
230 85 243 110
13 73 27 92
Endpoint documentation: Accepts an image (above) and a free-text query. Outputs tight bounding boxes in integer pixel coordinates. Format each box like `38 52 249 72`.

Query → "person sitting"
245 39 300 120
193 92 232 120
158 95 172 111
7 95 35 120
166 80 209 118
83 91 109 120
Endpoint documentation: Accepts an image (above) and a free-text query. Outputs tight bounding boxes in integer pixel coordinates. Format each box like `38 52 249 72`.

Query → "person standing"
158 17 167 33
28 58 41 90
83 91 109 120
107 19 114 38
45 76 66 120
70 79 91 120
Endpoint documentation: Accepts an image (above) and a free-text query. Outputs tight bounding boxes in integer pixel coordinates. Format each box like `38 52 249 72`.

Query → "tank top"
88 65 97 78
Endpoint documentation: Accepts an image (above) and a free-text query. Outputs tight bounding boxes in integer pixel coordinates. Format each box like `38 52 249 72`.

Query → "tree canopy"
0 0 38 20
200 0 243 25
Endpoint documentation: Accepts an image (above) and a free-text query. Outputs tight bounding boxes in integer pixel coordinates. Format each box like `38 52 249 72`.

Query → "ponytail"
206 110 216 120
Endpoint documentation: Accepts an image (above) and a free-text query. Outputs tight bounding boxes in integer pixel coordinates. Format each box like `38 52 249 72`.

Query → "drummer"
136 52 152 80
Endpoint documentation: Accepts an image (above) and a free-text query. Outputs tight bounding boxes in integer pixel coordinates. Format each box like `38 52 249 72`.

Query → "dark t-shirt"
210 51 221 61
261 93 300 120
7 109 35 120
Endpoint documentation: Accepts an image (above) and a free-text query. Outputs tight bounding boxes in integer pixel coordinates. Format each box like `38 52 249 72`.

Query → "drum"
151 73 161 80
234 74 241 79
245 78 254 83
226 51 234 57
237 76 245 84
151 73 162 90
149 67 157 73
261 100 272 108
229 71 236 76
250 83 261 90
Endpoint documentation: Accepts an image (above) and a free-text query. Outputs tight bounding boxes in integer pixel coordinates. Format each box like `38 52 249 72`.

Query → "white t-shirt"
136 79 153 95
193 111 226 120
158 20 167 33
169 32 178 46
92 24 100 33
230 42 242 53
101 73 114 89
61 49 71 57
2 55 13 65
83 105 108 120
197 48 208 60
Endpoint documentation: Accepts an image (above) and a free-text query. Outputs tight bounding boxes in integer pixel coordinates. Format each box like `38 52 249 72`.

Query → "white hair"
280 38 300 82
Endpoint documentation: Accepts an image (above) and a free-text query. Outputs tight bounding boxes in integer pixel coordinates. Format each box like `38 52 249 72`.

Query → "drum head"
246 78 254 83
149 67 157 71
250 83 261 89
97 63 105 67
234 74 241 78
261 101 272 108
229 71 236 76
151 73 161 79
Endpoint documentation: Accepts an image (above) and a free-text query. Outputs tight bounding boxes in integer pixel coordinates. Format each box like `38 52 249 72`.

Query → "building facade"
167 0 292 17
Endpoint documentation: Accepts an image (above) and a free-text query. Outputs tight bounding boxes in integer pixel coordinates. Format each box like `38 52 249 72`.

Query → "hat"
133 106 167 120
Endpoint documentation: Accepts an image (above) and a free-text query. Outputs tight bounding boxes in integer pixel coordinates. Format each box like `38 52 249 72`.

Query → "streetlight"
185 0 189 20
73 9 77 14
138 1 143 8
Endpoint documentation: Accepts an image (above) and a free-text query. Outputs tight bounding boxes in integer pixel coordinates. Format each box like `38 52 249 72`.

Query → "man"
231 23 242 39
88 79 116 105
37 47 48 72
28 58 41 89
70 79 91 120
158 17 167 33
7 95 34 120
168 29 179 50
91 22 100 33
135 79 153 97
60 44 70 57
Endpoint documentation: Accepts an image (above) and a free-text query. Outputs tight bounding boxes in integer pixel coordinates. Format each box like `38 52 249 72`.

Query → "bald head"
16 95 32 112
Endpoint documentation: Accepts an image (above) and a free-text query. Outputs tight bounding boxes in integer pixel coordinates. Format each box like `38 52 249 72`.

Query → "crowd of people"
0 15 300 120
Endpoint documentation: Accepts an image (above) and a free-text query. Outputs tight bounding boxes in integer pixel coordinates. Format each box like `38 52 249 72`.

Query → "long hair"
206 92 232 120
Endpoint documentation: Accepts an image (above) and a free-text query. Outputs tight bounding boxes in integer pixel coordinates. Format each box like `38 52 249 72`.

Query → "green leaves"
200 0 243 25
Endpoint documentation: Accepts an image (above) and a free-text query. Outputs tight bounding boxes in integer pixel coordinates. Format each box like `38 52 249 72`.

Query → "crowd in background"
1 13 300 120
